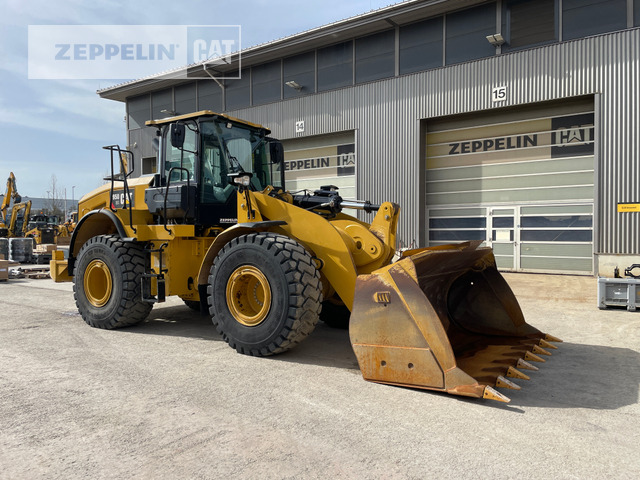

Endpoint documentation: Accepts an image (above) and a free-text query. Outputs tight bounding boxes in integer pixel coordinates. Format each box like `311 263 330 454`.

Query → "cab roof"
145 110 268 132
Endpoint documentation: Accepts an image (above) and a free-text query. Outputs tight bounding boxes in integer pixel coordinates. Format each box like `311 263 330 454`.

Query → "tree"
45 174 64 217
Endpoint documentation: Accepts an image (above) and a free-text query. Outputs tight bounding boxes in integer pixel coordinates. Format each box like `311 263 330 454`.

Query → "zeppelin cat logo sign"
427 113 594 169
284 143 355 180
448 134 537 155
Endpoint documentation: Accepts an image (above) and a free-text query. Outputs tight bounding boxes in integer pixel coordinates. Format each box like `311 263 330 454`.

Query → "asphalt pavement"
1 273 639 479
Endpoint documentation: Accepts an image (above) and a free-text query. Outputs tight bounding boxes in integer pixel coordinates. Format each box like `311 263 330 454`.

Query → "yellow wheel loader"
51 111 561 403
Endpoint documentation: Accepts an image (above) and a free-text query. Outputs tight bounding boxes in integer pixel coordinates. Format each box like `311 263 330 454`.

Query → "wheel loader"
50 110 561 403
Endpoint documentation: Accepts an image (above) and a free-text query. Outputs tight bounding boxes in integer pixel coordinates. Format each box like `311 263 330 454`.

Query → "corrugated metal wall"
215 28 639 254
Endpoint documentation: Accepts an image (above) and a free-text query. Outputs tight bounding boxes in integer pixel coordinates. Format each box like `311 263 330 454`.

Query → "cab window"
165 125 197 182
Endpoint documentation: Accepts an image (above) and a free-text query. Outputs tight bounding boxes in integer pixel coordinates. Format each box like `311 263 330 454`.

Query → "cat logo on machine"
111 192 132 209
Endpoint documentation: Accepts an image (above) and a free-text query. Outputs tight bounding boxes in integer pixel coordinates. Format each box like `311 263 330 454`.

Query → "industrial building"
98 0 640 276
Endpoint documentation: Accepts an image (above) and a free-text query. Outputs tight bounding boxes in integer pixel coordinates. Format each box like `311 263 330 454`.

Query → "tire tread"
207 232 322 356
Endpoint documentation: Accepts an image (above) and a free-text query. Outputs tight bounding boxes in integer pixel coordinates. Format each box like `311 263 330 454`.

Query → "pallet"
9 266 51 280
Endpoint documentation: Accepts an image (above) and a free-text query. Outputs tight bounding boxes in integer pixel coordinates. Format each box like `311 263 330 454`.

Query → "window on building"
318 41 353 92
283 52 315 98
225 68 251 111
445 2 497 65
502 0 557 51
355 29 395 83
174 83 196 116
636 0 640 26
128 94 150 129
198 80 223 111
562 0 627 41
142 156 157 174
151 89 172 119
252 61 282 105
399 17 443 75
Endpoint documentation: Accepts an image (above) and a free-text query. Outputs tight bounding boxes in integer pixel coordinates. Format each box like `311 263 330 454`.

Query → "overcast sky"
0 0 395 201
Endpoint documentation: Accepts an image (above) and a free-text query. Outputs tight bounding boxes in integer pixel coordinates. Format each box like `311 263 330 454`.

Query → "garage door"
425 99 595 274
281 131 356 199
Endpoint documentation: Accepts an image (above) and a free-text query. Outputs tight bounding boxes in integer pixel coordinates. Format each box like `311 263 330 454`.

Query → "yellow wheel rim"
226 266 272 326
84 259 113 307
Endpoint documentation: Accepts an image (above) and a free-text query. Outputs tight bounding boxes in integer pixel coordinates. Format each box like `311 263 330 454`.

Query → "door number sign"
492 86 507 103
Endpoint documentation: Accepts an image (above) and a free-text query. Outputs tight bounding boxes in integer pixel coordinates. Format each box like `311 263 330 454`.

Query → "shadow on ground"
126 305 640 410
128 304 359 370
507 342 640 410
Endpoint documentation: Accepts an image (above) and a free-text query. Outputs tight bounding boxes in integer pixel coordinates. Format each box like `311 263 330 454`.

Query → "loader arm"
244 190 362 309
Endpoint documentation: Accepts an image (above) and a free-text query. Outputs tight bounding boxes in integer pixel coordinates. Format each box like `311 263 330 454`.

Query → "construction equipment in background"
25 213 58 245
55 211 77 246
51 111 561 403
1 172 22 237
3 201 32 238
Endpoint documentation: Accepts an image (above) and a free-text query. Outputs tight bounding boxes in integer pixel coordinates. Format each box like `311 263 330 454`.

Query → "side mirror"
170 123 185 148
152 137 160 152
269 140 284 164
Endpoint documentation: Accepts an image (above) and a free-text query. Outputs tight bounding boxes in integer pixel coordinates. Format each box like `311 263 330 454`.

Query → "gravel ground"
0 273 639 479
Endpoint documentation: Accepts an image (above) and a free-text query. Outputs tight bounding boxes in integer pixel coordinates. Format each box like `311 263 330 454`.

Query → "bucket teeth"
483 386 511 403
544 333 563 343
532 345 552 356
496 376 521 390
507 366 530 380
517 358 539 371
525 351 546 363
539 339 558 350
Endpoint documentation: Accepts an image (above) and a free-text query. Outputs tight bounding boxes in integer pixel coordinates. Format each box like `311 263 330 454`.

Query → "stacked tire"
0 238 9 261
10 238 34 263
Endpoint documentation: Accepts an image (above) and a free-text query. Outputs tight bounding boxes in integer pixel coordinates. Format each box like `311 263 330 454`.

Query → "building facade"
99 0 640 276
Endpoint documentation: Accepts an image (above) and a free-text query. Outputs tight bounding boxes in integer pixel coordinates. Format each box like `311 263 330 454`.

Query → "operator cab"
144 111 284 228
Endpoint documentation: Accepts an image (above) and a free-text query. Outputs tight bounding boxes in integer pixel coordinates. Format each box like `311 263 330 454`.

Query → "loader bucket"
349 242 561 402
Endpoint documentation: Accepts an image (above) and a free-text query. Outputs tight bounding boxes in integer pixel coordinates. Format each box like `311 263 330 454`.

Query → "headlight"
233 174 252 187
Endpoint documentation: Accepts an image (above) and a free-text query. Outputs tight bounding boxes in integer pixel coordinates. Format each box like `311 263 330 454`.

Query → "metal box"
597 277 640 311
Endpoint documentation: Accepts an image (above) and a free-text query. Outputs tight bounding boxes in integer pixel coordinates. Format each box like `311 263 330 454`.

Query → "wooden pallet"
9 266 51 279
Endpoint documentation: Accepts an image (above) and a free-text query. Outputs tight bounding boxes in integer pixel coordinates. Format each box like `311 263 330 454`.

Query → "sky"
0 0 397 202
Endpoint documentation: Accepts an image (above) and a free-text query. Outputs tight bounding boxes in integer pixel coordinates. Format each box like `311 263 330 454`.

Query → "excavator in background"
3 201 32 238
50 111 561 403
1 172 32 238
1 172 21 236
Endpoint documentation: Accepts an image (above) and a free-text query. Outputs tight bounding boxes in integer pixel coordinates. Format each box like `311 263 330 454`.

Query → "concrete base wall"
597 254 640 278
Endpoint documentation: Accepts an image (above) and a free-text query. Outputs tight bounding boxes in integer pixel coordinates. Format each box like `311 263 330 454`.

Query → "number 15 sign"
492 86 507 102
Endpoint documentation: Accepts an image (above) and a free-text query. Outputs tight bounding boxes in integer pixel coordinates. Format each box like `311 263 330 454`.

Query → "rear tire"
74 235 152 329
208 232 322 356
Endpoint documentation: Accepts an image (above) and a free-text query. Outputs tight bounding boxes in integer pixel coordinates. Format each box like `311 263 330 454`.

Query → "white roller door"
425 99 595 274
281 131 356 198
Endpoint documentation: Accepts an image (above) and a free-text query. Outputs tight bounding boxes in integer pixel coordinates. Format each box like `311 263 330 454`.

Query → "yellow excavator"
51 111 561 403
1 172 32 238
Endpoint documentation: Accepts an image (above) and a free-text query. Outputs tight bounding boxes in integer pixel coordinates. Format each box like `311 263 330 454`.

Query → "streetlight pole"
64 187 67 221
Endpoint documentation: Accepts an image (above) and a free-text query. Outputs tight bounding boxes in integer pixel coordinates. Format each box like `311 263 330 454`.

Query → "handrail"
163 167 191 234
103 145 136 234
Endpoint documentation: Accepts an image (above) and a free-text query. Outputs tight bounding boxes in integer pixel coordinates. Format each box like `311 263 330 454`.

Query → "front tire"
208 233 322 356
73 235 152 329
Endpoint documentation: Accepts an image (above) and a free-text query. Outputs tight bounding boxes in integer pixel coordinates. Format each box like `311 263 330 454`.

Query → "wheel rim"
226 266 272 326
84 259 113 307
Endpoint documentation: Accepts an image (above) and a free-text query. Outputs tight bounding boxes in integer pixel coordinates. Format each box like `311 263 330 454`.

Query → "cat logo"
110 192 132 209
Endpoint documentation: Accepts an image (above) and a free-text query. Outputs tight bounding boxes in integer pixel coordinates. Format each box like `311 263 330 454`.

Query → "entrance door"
488 207 516 271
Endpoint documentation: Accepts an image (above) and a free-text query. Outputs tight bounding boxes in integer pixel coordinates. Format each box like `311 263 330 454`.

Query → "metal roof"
97 0 486 102
145 110 267 130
